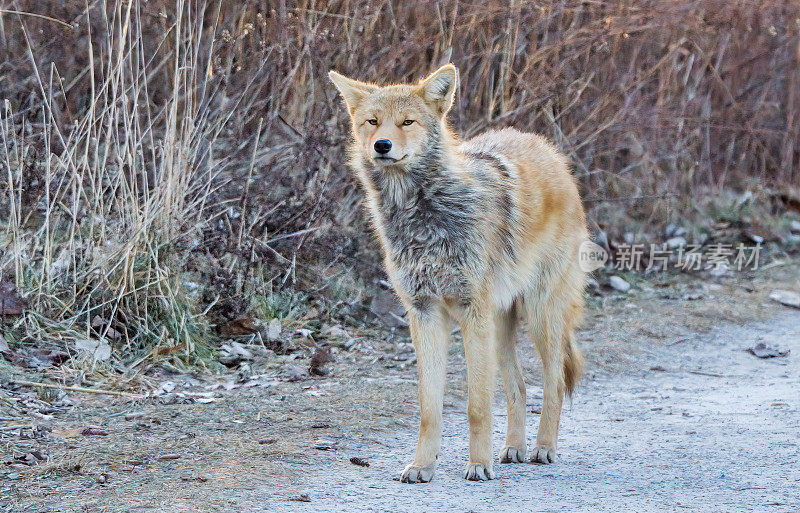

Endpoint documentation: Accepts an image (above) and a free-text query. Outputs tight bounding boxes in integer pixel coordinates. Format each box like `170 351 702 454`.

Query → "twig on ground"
12 380 145 398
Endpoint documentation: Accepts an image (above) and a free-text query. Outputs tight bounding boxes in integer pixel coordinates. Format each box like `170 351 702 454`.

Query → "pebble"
283 364 306 382
609 275 631 292
666 236 687 249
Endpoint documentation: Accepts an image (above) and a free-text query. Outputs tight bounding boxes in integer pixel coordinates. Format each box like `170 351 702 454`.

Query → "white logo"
578 240 608 272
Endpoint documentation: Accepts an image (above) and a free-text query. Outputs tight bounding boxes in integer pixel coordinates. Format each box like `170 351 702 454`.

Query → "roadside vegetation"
1 0 799 378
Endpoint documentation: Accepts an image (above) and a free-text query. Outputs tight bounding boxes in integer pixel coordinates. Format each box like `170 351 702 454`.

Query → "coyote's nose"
374 139 392 155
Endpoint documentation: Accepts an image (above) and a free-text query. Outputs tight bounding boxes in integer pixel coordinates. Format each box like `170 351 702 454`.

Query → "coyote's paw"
463 462 495 481
530 445 557 464
400 462 436 483
498 445 527 463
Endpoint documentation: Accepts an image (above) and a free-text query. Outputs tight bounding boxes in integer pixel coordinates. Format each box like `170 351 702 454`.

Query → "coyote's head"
328 65 458 170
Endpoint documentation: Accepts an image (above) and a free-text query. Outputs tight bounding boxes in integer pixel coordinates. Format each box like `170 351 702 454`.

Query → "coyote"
329 64 587 482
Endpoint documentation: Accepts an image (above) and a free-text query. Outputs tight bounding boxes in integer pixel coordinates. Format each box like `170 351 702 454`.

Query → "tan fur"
329 64 588 482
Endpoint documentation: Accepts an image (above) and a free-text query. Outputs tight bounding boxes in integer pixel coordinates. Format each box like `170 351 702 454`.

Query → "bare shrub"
0 1 798 362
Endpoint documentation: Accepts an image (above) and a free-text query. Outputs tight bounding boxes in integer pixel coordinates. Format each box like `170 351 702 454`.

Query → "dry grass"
0 0 799 366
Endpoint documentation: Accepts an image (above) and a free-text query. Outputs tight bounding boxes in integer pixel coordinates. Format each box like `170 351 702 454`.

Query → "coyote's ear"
328 70 378 115
416 64 458 116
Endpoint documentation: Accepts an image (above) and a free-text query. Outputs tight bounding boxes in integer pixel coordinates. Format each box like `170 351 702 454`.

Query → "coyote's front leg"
461 307 497 481
400 306 449 483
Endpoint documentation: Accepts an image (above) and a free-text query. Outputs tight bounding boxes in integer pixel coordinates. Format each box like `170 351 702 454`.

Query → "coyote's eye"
367 119 378 126
402 119 415 126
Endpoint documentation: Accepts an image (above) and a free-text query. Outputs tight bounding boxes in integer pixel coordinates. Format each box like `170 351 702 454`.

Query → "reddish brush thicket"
1 0 798 293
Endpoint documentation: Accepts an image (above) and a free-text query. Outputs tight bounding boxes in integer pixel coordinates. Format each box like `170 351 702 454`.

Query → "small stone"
283 364 306 382
314 439 336 450
154 381 176 396
769 290 800 309
747 342 790 358
666 236 687 250
74 339 112 361
81 425 109 436
218 341 254 366
321 325 348 340
708 263 728 277
609 276 631 292
267 318 281 341
228 341 254 359
790 220 800 233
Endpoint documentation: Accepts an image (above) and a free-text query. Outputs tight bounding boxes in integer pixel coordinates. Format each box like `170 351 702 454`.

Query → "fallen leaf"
74 339 112 361
181 474 208 482
81 425 109 436
309 347 333 376
219 317 260 336
0 281 27 316
9 349 69 369
51 426 83 438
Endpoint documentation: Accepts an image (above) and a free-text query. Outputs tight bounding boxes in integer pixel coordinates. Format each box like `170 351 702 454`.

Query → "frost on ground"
252 314 800 513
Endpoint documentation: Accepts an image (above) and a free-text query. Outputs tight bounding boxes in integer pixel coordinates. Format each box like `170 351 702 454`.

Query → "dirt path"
4 269 800 513
250 313 800 513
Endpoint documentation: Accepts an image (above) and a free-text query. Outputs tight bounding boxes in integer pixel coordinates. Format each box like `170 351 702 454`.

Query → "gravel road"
255 313 800 513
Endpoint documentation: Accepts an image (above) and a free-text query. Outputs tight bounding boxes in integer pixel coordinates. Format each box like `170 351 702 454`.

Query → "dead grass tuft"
0 1 798 369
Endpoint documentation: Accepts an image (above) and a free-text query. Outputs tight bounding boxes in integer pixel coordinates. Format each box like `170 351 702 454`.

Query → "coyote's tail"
563 331 584 398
